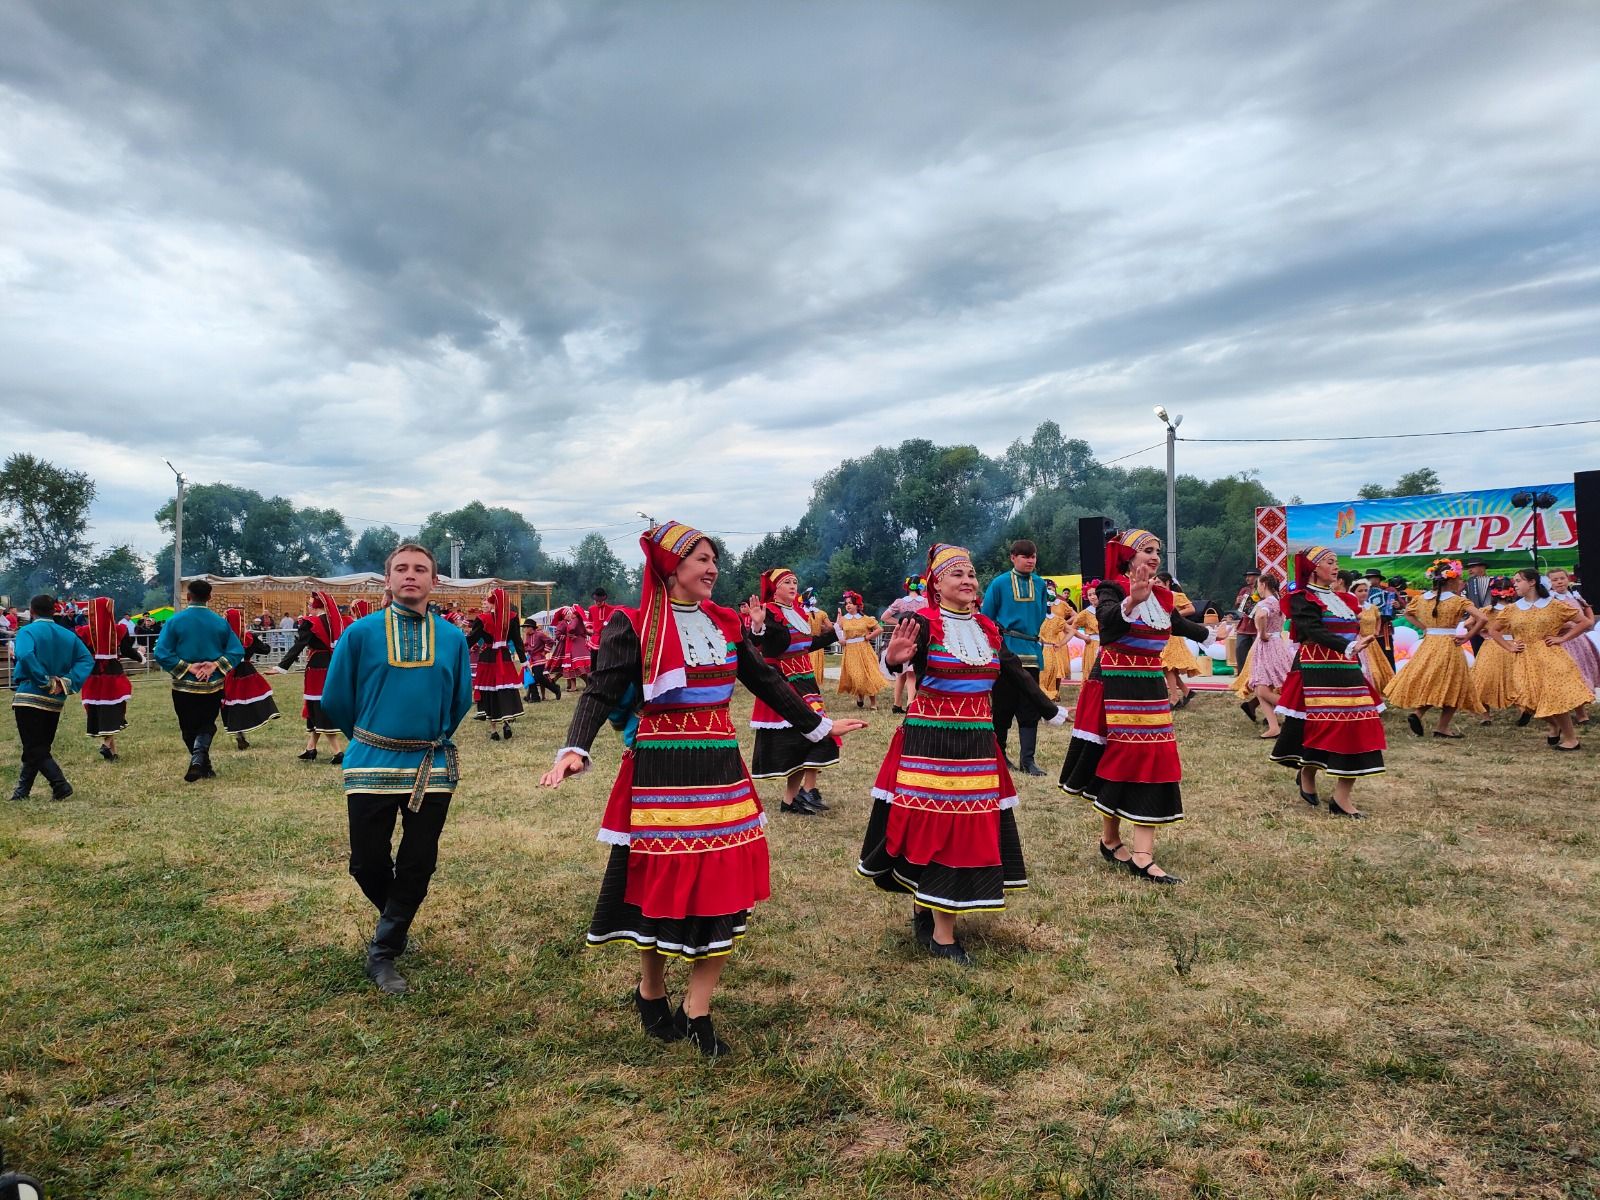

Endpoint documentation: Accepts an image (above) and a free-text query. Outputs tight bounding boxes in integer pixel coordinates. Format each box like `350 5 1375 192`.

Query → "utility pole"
449 536 463 580
165 460 186 606
1153 408 1183 581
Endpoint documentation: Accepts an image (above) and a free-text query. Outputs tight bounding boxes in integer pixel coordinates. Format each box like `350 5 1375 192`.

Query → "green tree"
154 483 257 579
83 544 150 614
0 453 96 595
1357 468 1443 500
552 532 629 603
415 502 552 579
154 484 353 578
349 526 403 573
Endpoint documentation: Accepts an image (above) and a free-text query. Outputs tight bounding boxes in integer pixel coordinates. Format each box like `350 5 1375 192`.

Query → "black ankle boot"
9 764 38 801
235 733 249 750
1018 726 1046 776
677 1007 729 1057
39 758 72 801
185 750 206 783
366 902 418 995
635 988 684 1041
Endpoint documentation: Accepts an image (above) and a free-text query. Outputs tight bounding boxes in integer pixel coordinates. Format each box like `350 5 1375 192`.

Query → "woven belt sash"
352 727 460 811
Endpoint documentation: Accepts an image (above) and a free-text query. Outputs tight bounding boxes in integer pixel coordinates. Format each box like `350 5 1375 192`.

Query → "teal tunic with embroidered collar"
152 604 244 693
319 604 473 797
981 570 1051 668
12 620 94 713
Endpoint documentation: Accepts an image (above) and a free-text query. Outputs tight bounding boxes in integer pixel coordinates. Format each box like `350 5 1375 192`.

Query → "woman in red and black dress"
221 607 280 749
542 521 864 1057
467 587 525 740
749 568 840 815
554 605 591 691
1059 529 1213 884
277 590 347 763
859 543 1066 965
1270 547 1386 817
79 596 138 761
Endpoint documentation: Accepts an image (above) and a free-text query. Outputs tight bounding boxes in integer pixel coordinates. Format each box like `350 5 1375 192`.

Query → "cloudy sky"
3 0 1597 563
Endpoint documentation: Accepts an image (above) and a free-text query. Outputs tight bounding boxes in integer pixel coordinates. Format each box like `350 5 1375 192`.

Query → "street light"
445 532 463 580
1153 407 1183 581
1510 490 1559 575
165 460 186 607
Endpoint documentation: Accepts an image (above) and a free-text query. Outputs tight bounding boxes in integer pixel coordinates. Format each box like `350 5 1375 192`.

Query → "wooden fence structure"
183 574 555 623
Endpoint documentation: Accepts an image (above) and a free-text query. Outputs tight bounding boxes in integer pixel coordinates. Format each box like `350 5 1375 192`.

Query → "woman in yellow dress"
1496 568 1593 751
1069 583 1101 681
1350 580 1395 693
1037 596 1075 700
1383 559 1484 738
1157 572 1202 707
1466 576 1518 722
804 591 831 688
834 591 889 709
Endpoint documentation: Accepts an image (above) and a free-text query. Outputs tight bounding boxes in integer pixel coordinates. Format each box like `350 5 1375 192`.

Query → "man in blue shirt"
10 594 94 801
981 539 1053 776
321 543 473 996
153 579 245 782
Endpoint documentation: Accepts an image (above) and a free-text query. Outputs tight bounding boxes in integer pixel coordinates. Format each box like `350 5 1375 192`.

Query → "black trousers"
172 689 223 752
15 705 62 772
992 665 1042 746
1234 632 1255 673
347 791 452 913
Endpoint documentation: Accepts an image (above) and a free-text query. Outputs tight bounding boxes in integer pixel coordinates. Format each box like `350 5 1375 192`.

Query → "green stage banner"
1258 482 1579 581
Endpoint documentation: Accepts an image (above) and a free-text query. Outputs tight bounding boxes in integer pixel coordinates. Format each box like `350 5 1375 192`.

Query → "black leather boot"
9 764 38 801
635 988 684 1041
365 901 417 995
676 1006 729 1057
185 750 206 782
1018 725 1046 777
39 758 73 801
195 731 217 779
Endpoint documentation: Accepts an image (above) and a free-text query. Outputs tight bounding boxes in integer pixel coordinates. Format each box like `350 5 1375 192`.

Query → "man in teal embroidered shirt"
320 542 473 996
152 579 245 783
10 594 95 801
981 538 1052 776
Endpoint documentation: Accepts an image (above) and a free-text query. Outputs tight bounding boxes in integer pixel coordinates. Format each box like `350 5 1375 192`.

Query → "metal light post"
1510 490 1558 576
165 460 186 606
448 536 463 580
1153 407 1183 581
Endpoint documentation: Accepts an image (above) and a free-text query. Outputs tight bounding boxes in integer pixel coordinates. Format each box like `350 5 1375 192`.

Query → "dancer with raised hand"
1383 558 1485 738
153 579 246 783
1494 568 1591 752
221 607 280 749
1270 548 1386 817
320 544 473 996
749 567 840 815
542 522 865 1056
10 594 93 801
1246 574 1294 740
467 587 525 741
77 596 137 761
835 591 888 710
277 591 348 763
1060 531 1212 883
860 543 1066 964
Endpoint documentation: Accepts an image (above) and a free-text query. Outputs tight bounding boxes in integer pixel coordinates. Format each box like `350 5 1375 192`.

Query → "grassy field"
1 672 1596 1199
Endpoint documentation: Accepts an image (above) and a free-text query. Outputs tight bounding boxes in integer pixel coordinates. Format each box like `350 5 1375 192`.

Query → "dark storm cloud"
1 0 1596 556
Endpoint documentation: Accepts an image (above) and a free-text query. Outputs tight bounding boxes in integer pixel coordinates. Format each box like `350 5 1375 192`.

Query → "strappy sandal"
1098 840 1130 865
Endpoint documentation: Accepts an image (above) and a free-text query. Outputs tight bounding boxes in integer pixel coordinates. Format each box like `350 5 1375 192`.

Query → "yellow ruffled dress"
1159 590 1202 676
1499 598 1595 719
1071 607 1100 679
1037 601 1074 700
1357 602 1394 691
1384 594 1482 712
1471 606 1517 710
809 610 830 684
834 613 888 698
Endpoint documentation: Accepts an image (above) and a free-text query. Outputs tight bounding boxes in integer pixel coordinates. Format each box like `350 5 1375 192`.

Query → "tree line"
1 437 1445 617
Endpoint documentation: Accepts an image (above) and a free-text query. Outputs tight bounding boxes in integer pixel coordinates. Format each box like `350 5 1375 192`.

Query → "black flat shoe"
679 1008 729 1057
235 734 249 750
99 745 116 761
329 752 344 765
1298 784 1320 808
1125 854 1181 885
1239 700 1259 724
1326 798 1365 818
856 698 864 709
1406 713 1424 737
1098 840 1129 865
891 705 904 714
911 906 934 949
490 730 501 741
298 748 318 760
1547 735 1560 745
1432 730 1464 739
779 798 817 815
1515 710 1533 727
635 988 683 1042
1551 743 1583 752
928 939 973 965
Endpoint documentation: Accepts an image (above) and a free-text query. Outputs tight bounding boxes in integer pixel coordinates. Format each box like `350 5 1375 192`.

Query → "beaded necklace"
939 606 995 666
673 602 728 666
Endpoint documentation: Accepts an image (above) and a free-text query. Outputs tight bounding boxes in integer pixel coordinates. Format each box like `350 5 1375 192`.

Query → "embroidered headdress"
636 520 712 701
1103 528 1159 581
926 543 972 583
1293 546 1337 589
86 596 118 657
